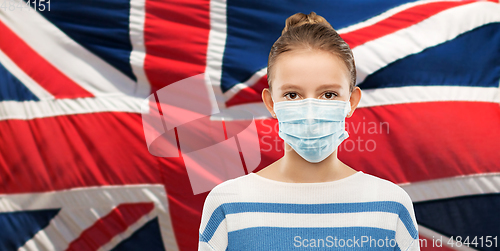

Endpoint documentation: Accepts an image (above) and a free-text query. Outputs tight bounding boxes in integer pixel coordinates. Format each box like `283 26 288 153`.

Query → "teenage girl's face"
262 48 361 118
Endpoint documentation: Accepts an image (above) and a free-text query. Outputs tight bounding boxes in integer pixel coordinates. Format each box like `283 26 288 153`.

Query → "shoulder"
203 174 253 206
357 172 414 207
209 173 252 194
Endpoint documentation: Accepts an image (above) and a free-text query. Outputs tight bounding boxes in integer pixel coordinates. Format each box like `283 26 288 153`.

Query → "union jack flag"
0 0 499 250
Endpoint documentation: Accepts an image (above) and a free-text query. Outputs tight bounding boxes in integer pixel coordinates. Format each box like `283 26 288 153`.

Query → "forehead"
272 49 350 92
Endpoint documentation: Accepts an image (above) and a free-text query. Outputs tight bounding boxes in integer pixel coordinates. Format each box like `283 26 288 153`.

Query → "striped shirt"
198 171 420 250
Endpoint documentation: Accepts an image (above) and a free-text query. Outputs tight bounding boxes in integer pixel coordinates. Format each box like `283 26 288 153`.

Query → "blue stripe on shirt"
228 226 398 250
200 201 417 243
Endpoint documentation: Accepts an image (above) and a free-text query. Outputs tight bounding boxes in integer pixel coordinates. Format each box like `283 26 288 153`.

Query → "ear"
262 88 277 119
347 87 361 118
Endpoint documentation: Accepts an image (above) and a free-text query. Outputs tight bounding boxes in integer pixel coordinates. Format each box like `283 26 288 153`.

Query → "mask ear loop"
346 93 352 117
271 94 277 118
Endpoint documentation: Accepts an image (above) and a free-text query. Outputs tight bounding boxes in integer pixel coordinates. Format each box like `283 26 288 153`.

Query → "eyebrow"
316 83 343 90
280 83 343 91
280 83 304 91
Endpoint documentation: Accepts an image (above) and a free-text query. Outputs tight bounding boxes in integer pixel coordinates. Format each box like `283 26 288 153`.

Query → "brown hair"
267 11 356 92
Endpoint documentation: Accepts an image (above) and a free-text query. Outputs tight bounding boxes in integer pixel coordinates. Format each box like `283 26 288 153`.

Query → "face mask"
272 97 351 163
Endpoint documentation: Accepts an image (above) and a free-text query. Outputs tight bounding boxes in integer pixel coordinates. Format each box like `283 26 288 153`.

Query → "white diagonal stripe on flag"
353 1 500 85
0 0 143 98
17 207 116 251
0 185 179 251
0 49 54 101
97 209 157 251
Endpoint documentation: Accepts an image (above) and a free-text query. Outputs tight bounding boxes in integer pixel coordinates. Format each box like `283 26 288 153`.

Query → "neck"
275 142 353 183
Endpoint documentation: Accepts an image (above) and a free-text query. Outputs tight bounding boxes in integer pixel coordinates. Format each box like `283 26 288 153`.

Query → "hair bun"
282 11 333 35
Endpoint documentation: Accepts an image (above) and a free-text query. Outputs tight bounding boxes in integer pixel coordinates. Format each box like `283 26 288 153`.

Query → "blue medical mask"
272 97 351 163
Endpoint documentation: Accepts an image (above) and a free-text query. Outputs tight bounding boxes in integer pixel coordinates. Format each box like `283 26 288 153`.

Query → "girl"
199 11 419 250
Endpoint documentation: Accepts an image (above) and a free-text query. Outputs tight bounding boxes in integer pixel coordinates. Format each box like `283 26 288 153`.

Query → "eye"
322 92 338 99
284 92 299 100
